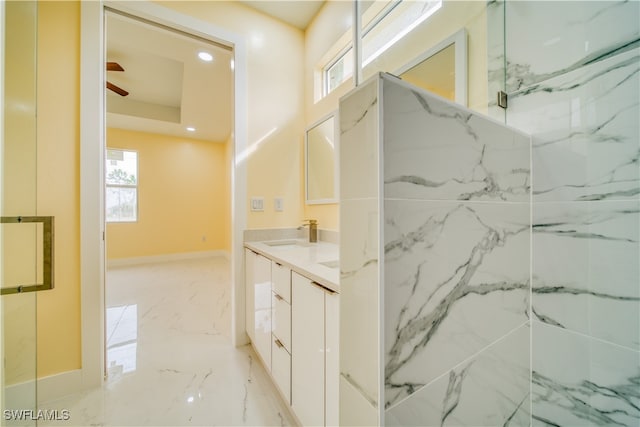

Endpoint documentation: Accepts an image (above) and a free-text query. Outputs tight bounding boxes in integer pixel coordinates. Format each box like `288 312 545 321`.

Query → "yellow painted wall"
160 1 305 230
106 128 229 259
35 0 82 379
302 1 353 231
224 135 233 250
2 0 304 383
303 1 490 231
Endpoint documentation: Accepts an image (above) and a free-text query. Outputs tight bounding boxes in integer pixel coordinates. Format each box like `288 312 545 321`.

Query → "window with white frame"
106 149 138 222
322 0 442 96
326 47 354 95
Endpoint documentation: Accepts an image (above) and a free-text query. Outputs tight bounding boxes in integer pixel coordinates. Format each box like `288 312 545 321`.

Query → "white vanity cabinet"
291 271 339 427
244 242 339 426
244 248 255 342
252 251 272 369
271 261 292 403
325 290 339 427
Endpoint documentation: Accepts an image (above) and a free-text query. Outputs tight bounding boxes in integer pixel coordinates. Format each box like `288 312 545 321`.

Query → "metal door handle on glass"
0 216 54 295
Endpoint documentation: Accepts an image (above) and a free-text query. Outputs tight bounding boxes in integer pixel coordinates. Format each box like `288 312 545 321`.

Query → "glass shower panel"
486 0 506 123
1 1 39 426
502 1 640 425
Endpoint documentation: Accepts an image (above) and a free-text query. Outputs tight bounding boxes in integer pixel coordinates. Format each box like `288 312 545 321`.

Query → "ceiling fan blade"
107 81 129 97
106 62 124 72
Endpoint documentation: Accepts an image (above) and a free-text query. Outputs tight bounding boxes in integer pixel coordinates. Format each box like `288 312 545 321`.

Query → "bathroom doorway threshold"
80 0 248 392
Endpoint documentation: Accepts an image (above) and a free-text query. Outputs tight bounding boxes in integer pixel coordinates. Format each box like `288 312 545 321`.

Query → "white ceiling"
106 12 233 142
105 3 326 142
105 3 455 143
239 1 325 30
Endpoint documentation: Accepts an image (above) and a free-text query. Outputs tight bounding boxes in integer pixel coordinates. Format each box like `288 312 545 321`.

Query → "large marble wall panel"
532 322 640 426
507 48 639 202
383 199 530 408
340 375 378 426
386 323 531 427
340 76 382 426
340 77 380 201
533 201 640 351
340 198 380 414
382 77 530 202
503 1 639 94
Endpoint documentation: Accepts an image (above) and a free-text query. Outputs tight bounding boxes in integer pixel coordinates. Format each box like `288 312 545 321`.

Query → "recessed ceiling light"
186 127 196 132
198 51 213 62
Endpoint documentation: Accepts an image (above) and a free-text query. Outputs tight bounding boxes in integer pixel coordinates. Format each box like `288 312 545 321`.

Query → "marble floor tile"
39 257 295 427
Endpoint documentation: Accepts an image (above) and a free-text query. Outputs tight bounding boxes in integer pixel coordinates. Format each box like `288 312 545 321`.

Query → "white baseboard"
38 369 83 404
3 369 83 407
107 250 230 268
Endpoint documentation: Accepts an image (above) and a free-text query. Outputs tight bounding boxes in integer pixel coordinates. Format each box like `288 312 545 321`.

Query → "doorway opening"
81 0 249 392
103 8 234 379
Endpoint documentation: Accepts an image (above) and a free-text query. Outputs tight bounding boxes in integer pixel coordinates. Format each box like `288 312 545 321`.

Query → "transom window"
322 0 442 96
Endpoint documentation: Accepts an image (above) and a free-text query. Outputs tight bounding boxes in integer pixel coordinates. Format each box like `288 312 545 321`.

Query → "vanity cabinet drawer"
272 335 291 404
272 261 291 303
272 293 291 352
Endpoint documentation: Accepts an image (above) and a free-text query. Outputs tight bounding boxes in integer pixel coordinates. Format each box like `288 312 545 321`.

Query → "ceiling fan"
106 62 129 97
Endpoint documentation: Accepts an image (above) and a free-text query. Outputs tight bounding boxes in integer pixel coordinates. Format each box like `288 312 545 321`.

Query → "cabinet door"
244 249 255 341
291 272 325 426
272 293 291 352
272 335 291 404
272 261 291 303
254 253 272 369
325 292 339 427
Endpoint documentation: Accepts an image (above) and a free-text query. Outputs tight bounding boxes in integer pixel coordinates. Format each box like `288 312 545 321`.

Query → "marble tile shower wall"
339 74 533 426
339 79 382 426
490 1 640 426
381 76 531 426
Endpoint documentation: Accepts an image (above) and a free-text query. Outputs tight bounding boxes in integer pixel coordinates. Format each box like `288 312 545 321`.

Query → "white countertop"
244 239 339 293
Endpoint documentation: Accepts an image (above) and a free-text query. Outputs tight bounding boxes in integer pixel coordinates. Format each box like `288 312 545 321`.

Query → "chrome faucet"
298 219 318 243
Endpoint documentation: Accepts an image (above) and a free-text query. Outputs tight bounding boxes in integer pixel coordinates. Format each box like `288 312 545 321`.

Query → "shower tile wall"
339 79 381 426
490 1 640 425
381 76 531 425
339 74 532 426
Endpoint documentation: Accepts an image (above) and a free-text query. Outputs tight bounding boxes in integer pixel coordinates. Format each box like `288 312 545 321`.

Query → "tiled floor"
41 256 295 426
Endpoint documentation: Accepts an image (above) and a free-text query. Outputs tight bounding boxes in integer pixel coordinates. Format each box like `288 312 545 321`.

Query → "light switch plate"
274 197 284 212
251 197 264 212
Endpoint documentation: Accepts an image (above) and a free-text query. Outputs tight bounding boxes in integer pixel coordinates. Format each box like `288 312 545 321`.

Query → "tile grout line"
531 319 640 354
384 320 531 413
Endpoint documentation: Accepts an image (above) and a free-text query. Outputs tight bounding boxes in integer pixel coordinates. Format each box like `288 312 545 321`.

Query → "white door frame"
80 1 248 389
0 0 6 406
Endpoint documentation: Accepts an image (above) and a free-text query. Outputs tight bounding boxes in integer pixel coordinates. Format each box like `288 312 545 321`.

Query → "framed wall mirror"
395 28 468 106
305 113 338 204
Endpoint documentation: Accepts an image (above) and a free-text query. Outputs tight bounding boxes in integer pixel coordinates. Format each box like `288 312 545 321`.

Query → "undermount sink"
263 239 298 247
319 259 339 269
263 239 312 248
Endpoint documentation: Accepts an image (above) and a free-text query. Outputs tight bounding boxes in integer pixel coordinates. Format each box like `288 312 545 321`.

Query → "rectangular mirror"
305 113 338 204
396 28 468 106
